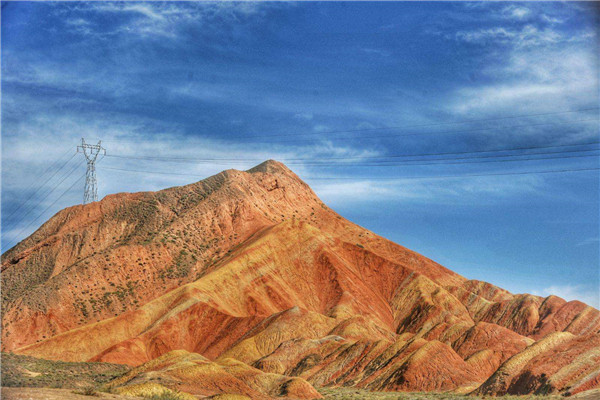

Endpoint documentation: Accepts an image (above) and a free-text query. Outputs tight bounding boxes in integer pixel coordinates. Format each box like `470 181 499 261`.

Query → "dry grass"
73 386 99 396
318 387 565 400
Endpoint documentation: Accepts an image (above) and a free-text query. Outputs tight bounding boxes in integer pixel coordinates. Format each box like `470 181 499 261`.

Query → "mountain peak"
246 159 292 175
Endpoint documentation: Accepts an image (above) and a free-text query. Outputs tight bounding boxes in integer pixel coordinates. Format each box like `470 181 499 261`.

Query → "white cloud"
541 14 563 24
57 2 276 40
448 24 598 128
532 285 600 309
294 113 314 121
65 18 91 28
502 5 531 20
360 48 392 57
120 3 167 22
453 25 593 47
311 181 397 202
171 78 396 122
455 27 514 44
311 175 544 206
576 237 600 247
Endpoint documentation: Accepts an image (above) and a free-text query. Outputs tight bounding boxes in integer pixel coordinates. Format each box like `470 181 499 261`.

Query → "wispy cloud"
449 43 597 123
576 237 600 247
56 1 278 40
312 175 544 206
532 284 600 309
445 6 598 133
294 113 314 121
360 48 391 57
502 5 531 21
541 14 563 25
453 25 593 47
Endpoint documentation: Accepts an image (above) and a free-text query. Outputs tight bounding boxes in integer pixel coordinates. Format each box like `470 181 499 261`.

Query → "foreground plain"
4 387 598 400
2 350 599 399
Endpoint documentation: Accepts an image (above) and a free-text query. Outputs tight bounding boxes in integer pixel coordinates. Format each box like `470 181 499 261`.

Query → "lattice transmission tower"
77 138 106 204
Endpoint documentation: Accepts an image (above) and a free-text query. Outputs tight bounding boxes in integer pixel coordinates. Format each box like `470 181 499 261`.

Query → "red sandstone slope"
2 160 599 397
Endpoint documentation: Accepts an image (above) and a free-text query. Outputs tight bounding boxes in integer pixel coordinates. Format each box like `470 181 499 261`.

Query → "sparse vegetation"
164 249 195 279
0 352 129 389
318 388 565 400
73 385 99 396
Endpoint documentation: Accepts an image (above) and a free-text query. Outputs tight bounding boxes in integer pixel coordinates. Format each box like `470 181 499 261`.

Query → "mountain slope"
2 160 599 397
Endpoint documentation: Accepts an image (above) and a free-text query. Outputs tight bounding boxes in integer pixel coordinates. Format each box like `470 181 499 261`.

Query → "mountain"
2 160 599 399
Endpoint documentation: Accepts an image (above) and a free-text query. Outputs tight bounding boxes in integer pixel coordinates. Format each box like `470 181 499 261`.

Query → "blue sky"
1 1 599 307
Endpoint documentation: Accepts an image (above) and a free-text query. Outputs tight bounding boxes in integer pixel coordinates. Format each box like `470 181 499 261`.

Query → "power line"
100 149 600 172
4 151 78 222
6 160 84 233
7 160 83 230
100 166 202 178
3 173 86 252
283 148 600 167
295 153 598 168
104 140 600 164
307 167 600 181
103 155 597 177
95 166 600 184
6 146 74 201
363 141 599 161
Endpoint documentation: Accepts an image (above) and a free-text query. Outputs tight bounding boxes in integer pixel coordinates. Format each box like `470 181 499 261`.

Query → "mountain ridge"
2 160 599 398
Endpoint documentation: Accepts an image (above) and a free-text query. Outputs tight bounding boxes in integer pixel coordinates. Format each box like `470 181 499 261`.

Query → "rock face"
2 160 599 398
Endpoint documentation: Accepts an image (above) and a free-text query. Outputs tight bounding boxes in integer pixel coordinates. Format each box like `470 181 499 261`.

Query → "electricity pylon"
77 138 106 204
